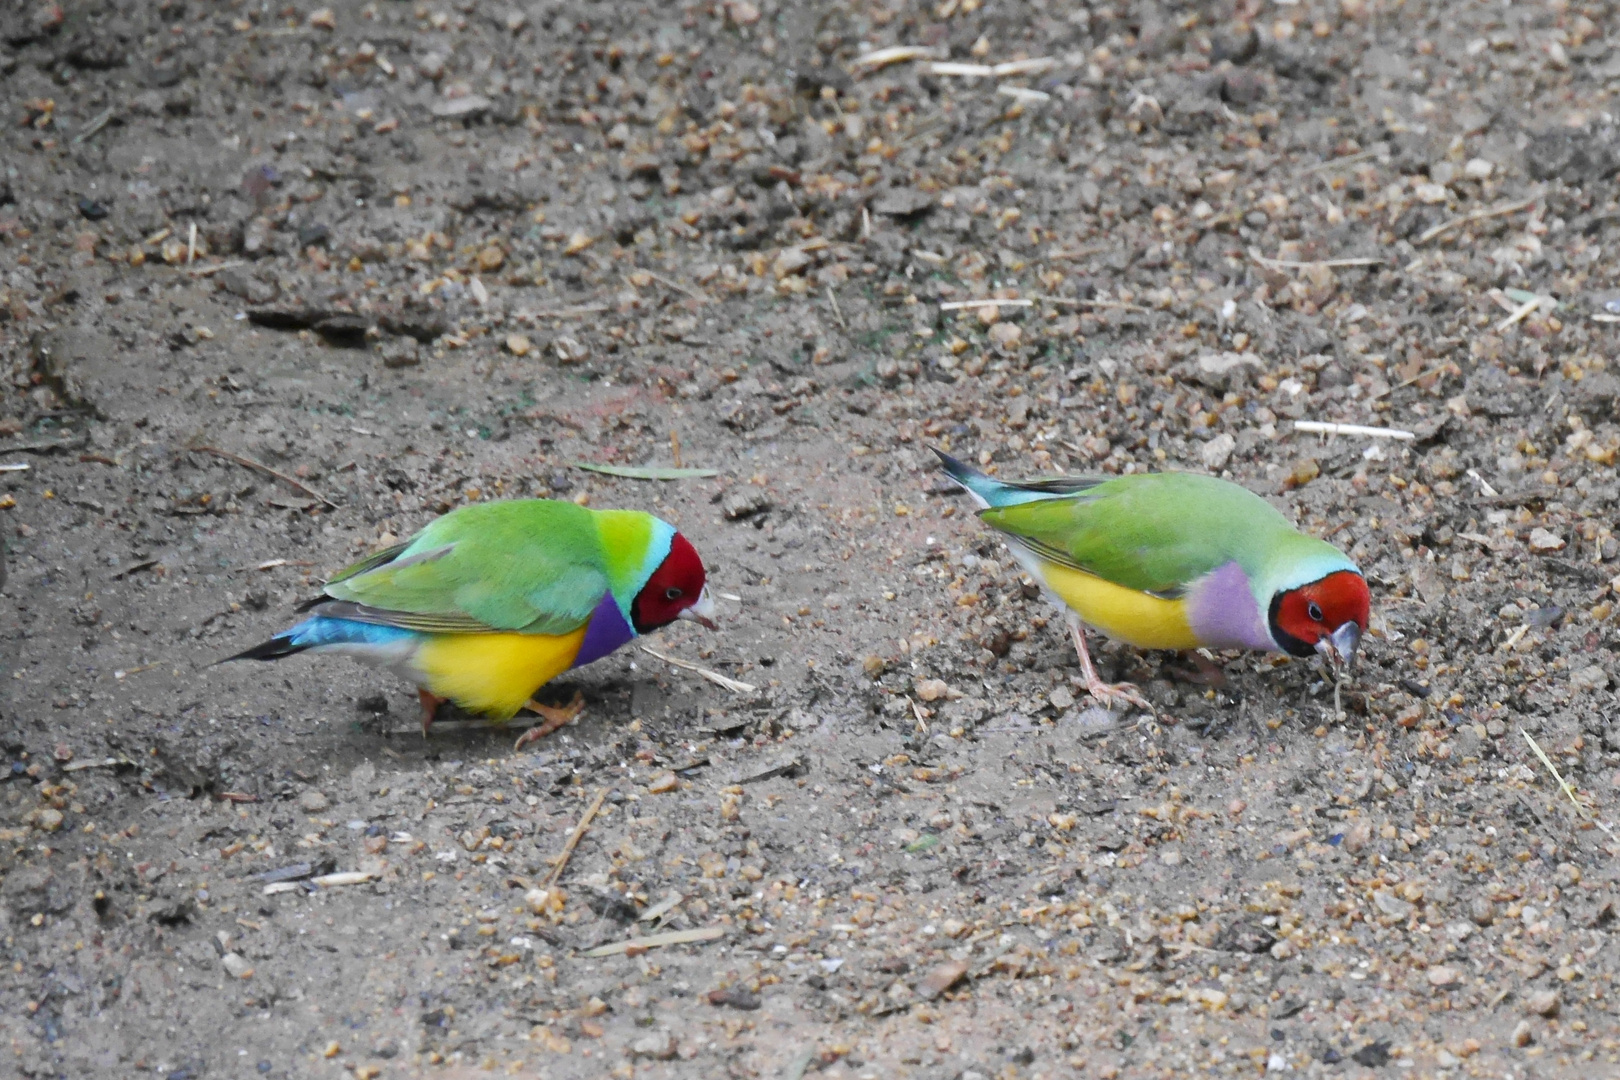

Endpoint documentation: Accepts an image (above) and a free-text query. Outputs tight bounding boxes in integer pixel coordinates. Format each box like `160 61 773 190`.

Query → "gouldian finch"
225 499 716 748
934 450 1368 711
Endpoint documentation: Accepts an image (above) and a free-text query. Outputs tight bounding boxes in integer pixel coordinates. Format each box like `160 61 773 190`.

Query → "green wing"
978 472 1294 597
320 501 611 634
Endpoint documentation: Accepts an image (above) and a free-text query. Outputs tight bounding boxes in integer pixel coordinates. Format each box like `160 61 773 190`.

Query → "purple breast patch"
1185 560 1273 651
571 592 636 669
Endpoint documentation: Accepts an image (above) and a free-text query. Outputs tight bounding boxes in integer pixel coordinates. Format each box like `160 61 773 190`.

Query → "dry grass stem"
1417 195 1540 245
852 45 945 71
826 286 847 331
1296 147 1384 175
1250 251 1384 271
522 302 611 319
582 925 727 957
1293 421 1416 441
1034 295 1152 312
640 644 758 694
939 298 1033 311
546 787 609 886
929 61 993 77
191 444 337 507
644 272 710 304
1521 730 1616 836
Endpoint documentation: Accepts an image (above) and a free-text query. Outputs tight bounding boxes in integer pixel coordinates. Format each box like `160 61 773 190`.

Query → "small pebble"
1528 528 1565 554
1426 965 1459 988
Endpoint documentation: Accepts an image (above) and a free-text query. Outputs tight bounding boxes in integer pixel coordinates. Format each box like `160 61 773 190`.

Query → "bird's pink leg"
513 691 586 751
1067 612 1153 713
418 689 445 737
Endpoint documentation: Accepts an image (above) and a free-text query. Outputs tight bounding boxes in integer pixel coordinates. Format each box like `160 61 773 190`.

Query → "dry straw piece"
640 645 757 694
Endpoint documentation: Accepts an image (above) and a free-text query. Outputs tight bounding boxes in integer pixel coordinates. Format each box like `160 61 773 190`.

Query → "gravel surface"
3 0 1620 1077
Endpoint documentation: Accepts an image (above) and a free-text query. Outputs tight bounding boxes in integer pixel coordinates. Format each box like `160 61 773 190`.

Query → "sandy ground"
3 0 1620 1077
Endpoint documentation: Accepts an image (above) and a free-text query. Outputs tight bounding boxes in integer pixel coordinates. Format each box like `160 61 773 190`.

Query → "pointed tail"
930 447 1001 509
217 633 307 665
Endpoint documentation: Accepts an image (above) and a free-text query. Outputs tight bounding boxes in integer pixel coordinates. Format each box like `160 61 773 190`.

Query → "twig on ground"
72 108 115 144
1250 249 1385 271
644 271 711 304
1417 195 1539 245
0 438 89 455
1293 421 1416 441
581 925 727 958
191 445 337 507
546 787 609 886
62 757 136 773
826 286 847 331
1296 147 1384 175
186 260 246 277
1373 361 1456 397
1465 468 1499 497
1521 729 1616 837
1495 297 1545 332
640 645 757 694
998 85 1050 104
521 303 611 319
1044 246 1102 261
989 58 1058 77
852 45 945 71
637 891 685 923
939 297 1033 311
1033 295 1152 313
929 61 993 77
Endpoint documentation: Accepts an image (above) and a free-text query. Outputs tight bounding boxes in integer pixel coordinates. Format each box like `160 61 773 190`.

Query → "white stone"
1528 528 1565 553
1200 433 1237 471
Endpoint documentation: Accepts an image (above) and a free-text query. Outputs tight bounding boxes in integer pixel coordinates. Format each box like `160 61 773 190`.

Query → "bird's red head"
631 532 716 633
1268 570 1370 663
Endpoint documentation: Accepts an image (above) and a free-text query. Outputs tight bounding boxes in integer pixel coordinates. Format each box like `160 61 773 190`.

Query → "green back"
323 499 669 634
978 471 1343 597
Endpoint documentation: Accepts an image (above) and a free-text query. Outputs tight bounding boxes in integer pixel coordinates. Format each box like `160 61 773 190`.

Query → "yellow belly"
1038 561 1199 651
412 627 587 720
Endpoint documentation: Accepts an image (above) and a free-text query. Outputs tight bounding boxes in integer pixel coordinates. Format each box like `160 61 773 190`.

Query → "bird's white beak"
679 586 718 630
1316 622 1362 670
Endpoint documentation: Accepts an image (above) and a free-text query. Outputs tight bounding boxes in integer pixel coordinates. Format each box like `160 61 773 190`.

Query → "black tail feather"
217 635 305 665
929 446 978 483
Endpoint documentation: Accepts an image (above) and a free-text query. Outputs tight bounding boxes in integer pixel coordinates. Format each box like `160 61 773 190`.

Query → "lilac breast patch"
1185 560 1274 651
571 592 636 668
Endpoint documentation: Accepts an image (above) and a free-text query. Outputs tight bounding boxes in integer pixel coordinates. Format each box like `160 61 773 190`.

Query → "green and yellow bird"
226 498 716 747
935 450 1369 710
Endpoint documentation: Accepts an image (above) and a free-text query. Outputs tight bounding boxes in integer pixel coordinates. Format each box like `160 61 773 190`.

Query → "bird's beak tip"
680 587 719 631
1318 622 1363 668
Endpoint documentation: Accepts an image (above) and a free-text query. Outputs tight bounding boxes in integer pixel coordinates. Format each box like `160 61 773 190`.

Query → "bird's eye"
1307 602 1323 622
665 587 683 601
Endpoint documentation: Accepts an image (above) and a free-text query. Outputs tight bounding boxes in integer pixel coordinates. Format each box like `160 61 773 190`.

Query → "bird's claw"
1083 679 1154 715
513 691 586 751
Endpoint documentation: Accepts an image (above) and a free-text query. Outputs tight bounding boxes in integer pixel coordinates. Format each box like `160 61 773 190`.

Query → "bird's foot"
418 689 446 737
513 692 586 751
1080 675 1155 714
1068 613 1154 715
